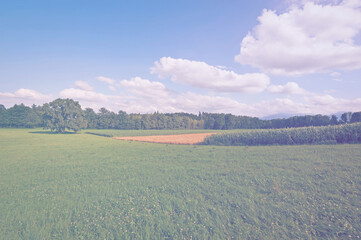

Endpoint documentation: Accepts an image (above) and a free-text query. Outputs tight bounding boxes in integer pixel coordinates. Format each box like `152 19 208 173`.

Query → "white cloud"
151 57 270 93
119 77 170 99
285 0 339 7
75 81 94 91
0 88 52 108
330 71 341 77
109 86 117 91
93 76 253 115
251 98 309 116
96 76 115 85
175 92 251 114
59 76 361 118
247 94 361 117
59 88 109 103
268 82 309 95
341 0 361 8
304 94 361 113
0 88 51 101
235 0 361 75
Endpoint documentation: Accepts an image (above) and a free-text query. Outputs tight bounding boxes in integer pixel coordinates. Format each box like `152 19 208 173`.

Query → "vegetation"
202 123 361 146
0 103 41 128
42 99 87 133
1 99 361 132
1 128 360 239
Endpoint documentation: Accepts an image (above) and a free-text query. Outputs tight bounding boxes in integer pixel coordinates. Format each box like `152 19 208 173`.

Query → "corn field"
201 123 361 146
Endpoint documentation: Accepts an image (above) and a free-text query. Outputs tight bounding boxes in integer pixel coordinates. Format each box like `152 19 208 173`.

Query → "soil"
113 133 217 145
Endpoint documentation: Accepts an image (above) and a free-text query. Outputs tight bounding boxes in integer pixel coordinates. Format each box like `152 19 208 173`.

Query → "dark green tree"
350 112 361 123
341 112 352 124
42 98 87 133
6 104 41 128
84 108 98 129
0 104 8 127
330 115 338 125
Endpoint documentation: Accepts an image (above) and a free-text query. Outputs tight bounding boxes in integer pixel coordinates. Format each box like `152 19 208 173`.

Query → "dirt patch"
113 133 217 145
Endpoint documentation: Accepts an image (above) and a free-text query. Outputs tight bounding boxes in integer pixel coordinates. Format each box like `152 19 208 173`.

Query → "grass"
1 128 360 239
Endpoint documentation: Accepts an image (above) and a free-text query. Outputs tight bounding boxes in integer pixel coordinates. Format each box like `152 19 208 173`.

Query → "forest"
0 98 361 131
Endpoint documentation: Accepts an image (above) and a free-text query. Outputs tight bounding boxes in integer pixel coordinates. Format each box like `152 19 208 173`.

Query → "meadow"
1 128 360 239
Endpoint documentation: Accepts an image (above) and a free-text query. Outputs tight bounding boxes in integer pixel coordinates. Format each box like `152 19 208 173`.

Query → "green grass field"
1 128 360 239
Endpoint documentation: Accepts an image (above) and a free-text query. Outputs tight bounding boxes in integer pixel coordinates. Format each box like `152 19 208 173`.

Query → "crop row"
201 123 361 146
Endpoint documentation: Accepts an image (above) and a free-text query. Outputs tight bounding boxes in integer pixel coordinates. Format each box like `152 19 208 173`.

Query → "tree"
330 115 338 125
0 104 8 127
84 108 98 129
42 98 87 133
341 112 352 124
6 104 41 128
117 110 129 129
350 112 361 123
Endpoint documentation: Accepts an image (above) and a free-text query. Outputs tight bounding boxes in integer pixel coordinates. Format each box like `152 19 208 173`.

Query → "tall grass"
202 123 361 146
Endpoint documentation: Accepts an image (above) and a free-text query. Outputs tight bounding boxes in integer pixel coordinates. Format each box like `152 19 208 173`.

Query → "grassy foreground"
1 129 360 239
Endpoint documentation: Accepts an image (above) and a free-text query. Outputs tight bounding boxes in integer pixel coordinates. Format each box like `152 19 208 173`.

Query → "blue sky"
1 0 361 117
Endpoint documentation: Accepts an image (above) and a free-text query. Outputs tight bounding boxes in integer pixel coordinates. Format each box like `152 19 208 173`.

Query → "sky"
1 0 361 118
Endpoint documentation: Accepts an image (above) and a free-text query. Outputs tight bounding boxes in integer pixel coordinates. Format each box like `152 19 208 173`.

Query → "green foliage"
0 104 41 128
42 98 87 133
202 123 361 146
351 112 361 123
1 128 360 239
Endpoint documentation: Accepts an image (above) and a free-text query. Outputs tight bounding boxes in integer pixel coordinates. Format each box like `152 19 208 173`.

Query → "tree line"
0 98 361 132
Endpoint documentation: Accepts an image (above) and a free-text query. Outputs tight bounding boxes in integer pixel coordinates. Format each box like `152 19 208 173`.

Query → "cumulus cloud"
151 57 270 93
235 0 361 75
75 81 94 91
59 88 110 103
119 77 170 99
0 88 52 108
0 88 51 101
97 76 115 85
268 82 309 95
